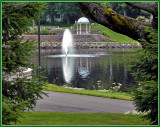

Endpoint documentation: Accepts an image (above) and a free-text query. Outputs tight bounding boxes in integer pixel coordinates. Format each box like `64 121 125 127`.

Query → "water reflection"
62 56 75 83
32 48 137 92
78 57 90 79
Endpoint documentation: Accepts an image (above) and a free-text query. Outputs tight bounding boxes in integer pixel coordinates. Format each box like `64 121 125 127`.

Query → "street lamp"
38 19 41 69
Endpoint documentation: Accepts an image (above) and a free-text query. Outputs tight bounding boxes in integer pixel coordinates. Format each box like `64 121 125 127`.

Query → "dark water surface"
32 48 137 92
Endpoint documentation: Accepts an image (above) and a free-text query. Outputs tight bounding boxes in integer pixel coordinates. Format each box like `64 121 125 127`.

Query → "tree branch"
125 2 157 15
76 2 147 41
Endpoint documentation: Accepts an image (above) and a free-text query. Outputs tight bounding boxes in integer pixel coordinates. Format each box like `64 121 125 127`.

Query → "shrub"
133 81 158 125
41 28 48 35
136 16 146 23
46 27 52 30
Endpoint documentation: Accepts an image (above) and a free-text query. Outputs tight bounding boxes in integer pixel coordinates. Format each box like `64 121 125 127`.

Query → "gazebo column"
80 23 81 35
77 23 78 34
86 23 88 34
89 23 91 33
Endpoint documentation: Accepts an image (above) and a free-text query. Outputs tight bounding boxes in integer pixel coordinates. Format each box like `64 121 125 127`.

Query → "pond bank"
36 42 141 49
43 84 133 101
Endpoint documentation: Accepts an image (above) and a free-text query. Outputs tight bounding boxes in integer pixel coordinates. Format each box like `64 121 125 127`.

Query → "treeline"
40 2 84 25
40 2 151 26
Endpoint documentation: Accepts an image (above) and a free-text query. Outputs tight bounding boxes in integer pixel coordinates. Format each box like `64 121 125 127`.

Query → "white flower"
124 111 130 114
118 83 122 86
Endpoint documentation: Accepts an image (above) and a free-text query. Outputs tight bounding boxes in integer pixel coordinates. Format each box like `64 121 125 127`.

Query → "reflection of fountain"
62 29 75 83
62 57 75 83
78 57 90 79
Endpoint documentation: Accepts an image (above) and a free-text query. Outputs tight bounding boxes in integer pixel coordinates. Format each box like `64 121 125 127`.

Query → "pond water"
32 48 137 92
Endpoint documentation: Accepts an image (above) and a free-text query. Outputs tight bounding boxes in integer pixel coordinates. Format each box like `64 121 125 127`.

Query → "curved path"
34 91 136 113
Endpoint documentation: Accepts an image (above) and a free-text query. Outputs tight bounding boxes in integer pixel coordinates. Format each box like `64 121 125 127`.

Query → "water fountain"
46 29 109 84
62 29 74 55
62 29 75 83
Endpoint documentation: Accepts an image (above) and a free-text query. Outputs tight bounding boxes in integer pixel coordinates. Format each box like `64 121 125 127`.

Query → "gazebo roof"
77 17 89 23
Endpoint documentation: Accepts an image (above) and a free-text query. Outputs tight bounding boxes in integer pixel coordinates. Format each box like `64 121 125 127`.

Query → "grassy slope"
43 84 133 101
12 112 150 125
91 24 138 44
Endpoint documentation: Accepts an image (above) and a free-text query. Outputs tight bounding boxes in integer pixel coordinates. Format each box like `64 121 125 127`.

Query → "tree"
40 2 84 25
76 2 158 125
76 2 158 43
2 2 47 124
56 2 84 24
100 2 143 18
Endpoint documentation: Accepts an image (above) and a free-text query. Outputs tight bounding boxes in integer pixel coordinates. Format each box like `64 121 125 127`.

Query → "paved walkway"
34 91 136 113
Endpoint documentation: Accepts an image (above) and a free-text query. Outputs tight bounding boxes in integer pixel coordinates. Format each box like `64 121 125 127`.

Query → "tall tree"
40 2 84 25
56 2 84 24
2 2 47 124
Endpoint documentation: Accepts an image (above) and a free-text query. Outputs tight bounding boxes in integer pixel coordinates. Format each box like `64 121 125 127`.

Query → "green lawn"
43 84 133 101
12 112 150 125
91 23 138 44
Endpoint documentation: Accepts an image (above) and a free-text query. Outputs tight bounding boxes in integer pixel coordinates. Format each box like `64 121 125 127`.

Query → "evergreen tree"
2 2 47 125
128 27 158 125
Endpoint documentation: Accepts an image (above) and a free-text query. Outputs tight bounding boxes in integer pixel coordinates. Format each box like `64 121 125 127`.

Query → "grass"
12 112 150 125
43 84 133 101
91 24 138 44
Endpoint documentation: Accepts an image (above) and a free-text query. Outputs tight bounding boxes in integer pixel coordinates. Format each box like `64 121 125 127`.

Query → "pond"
32 48 137 92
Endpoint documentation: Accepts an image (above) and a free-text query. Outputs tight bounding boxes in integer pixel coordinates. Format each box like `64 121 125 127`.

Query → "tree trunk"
76 2 158 42
123 8 127 17
51 13 54 25
65 15 70 24
50 9 54 25
44 15 47 24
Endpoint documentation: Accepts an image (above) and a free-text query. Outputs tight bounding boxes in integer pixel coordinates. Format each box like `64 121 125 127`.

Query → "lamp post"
38 19 41 69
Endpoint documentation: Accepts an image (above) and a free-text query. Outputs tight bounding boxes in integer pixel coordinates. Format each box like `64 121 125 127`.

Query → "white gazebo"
76 17 91 35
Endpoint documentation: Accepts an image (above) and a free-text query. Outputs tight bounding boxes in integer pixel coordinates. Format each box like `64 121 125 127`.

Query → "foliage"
136 16 146 23
2 2 47 125
128 27 158 125
133 81 158 125
2 74 47 125
40 2 84 25
2 2 46 44
33 27 56 35
100 2 151 19
2 40 35 73
128 50 158 82
2 96 26 125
